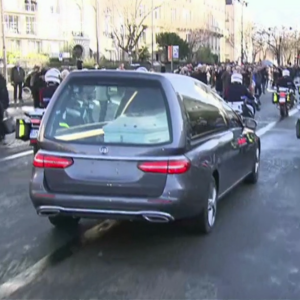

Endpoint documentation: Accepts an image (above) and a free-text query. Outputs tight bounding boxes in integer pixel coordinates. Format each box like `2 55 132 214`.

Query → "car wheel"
48 216 80 229
186 176 218 234
244 147 260 184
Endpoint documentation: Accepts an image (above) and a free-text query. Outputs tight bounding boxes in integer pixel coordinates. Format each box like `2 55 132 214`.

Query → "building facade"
1 0 66 56
0 0 251 63
225 0 252 62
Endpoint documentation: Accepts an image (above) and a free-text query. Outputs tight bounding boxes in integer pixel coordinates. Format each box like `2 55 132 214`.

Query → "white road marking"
0 220 118 299
256 122 277 137
256 108 298 137
0 150 33 163
0 255 50 298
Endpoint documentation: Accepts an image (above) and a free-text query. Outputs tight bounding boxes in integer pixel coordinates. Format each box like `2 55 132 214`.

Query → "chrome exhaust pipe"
143 214 170 223
37 208 60 217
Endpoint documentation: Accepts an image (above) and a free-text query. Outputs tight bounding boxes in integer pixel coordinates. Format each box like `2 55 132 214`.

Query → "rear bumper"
30 166 210 222
30 184 207 222
36 205 174 222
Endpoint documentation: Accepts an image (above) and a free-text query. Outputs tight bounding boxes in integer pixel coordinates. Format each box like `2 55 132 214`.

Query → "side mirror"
243 117 257 130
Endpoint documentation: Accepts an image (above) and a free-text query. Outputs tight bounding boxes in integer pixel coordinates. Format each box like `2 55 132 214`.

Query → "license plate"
30 129 38 139
279 97 286 103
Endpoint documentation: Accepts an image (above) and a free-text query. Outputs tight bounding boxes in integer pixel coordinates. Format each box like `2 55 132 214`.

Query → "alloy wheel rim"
207 185 217 227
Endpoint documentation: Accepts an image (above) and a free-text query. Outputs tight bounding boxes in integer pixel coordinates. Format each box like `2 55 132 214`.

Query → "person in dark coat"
32 67 47 108
215 66 223 96
0 73 10 143
10 61 25 106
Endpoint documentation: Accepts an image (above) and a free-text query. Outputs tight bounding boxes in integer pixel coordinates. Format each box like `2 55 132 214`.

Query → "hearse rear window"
44 77 171 145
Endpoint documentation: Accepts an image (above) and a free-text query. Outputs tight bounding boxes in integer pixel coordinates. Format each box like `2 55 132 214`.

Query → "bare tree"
250 27 266 63
263 26 293 65
280 30 300 64
226 33 234 48
109 0 161 58
186 26 212 58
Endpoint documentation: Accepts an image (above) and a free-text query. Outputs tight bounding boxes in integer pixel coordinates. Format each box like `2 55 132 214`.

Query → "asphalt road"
1 93 300 299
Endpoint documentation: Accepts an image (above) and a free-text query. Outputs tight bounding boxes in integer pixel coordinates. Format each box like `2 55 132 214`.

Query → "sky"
249 0 300 29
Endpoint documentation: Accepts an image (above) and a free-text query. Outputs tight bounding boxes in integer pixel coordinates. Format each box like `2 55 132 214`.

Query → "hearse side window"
182 94 227 137
221 101 243 128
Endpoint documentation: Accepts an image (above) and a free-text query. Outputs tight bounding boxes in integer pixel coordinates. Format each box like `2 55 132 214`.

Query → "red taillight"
279 92 286 97
138 160 190 174
237 137 247 145
33 153 73 169
31 119 41 125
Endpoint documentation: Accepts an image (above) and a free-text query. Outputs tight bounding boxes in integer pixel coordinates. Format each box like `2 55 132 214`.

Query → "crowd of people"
175 62 300 98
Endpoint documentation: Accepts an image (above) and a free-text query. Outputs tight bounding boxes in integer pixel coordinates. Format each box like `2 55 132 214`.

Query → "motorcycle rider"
227 73 255 117
275 69 296 105
39 68 61 108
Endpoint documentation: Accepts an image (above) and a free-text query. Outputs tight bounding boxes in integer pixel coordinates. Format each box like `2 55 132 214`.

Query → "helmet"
282 69 290 77
45 68 61 84
231 73 243 84
136 67 148 72
61 69 70 81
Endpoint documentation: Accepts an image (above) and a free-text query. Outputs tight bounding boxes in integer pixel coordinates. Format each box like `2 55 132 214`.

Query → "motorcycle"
227 96 255 119
24 108 45 154
270 87 294 118
16 99 97 154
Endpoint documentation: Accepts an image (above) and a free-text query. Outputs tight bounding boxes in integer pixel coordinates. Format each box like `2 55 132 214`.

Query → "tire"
48 215 80 229
280 105 285 118
185 176 218 234
33 144 38 155
244 147 260 184
285 105 289 117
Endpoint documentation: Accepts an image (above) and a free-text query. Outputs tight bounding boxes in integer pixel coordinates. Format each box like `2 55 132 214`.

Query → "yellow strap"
120 91 138 115
59 122 69 128
246 133 254 143
19 119 25 137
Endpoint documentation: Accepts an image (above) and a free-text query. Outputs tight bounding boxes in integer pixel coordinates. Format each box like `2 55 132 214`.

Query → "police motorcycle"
270 86 294 118
15 68 62 154
270 69 296 118
226 73 256 119
227 96 255 119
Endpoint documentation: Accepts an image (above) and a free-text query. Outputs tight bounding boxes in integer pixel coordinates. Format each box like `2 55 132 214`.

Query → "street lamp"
0 0 8 81
91 0 100 65
151 0 154 66
238 0 247 64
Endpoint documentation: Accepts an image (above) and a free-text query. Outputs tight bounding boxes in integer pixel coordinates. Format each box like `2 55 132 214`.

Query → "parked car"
30 71 260 234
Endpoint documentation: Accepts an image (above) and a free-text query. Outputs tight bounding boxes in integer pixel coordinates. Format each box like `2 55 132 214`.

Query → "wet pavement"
1 93 300 299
